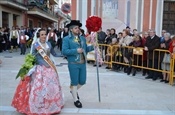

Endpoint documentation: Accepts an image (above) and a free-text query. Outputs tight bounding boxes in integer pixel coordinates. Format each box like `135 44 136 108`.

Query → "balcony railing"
28 0 58 17
28 0 71 20
0 0 27 8
0 0 28 7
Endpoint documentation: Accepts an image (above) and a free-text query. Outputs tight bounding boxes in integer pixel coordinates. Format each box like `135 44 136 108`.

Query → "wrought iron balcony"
27 0 59 22
27 0 71 22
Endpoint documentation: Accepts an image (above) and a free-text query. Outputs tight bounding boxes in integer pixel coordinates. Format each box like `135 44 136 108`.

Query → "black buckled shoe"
74 100 82 108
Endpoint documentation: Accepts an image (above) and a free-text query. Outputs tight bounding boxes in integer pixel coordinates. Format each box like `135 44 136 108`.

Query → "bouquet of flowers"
16 54 36 80
86 16 103 64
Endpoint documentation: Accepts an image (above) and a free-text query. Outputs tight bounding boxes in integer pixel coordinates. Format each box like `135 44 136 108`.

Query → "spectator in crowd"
105 29 111 44
79 29 85 37
20 26 25 33
104 28 117 62
97 27 106 44
56 28 62 51
47 28 58 49
160 30 167 43
0 28 6 52
109 28 117 43
126 26 133 36
105 38 118 69
144 29 160 81
112 32 123 71
4 27 10 50
142 31 149 76
129 35 142 76
132 29 138 36
25 27 33 48
161 32 171 83
0 27 3 52
104 29 111 56
158 30 168 79
61 27 69 52
18 31 29 55
169 35 175 54
9 26 19 53
117 32 123 43
119 29 133 73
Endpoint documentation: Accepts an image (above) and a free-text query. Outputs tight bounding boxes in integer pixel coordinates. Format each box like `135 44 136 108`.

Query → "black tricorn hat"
66 20 82 28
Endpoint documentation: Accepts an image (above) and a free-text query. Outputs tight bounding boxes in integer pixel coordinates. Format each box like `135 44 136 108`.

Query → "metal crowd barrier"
87 44 175 85
170 54 175 85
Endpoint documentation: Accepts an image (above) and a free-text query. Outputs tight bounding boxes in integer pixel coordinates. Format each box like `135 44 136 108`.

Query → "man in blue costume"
62 20 94 108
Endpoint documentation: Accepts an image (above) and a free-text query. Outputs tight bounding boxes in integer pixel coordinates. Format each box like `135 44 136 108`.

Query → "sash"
34 42 58 74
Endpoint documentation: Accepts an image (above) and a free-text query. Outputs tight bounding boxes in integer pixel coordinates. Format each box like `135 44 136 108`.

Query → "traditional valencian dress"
11 40 64 115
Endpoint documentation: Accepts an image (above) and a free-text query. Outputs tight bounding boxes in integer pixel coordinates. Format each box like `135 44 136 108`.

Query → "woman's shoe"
164 80 169 83
142 73 146 76
74 100 82 108
160 79 165 82
132 70 136 76
124 67 128 73
127 67 132 75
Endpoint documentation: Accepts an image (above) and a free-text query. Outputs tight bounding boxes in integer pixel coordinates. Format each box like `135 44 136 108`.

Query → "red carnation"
86 16 102 32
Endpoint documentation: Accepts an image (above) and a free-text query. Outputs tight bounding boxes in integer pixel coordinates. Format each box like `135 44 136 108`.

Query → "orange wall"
143 0 150 31
151 0 157 29
71 0 77 19
87 0 91 17
27 15 52 28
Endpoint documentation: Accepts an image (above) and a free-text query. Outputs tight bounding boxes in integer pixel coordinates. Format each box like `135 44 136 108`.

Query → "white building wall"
156 0 164 36
0 6 2 27
80 0 88 31
91 0 95 16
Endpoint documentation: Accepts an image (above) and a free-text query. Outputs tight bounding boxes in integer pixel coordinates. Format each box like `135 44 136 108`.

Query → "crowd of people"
1 25 175 84
0 26 69 54
94 27 175 84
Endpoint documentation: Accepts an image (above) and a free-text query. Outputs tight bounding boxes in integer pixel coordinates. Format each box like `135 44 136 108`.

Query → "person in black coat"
97 27 106 44
144 29 160 80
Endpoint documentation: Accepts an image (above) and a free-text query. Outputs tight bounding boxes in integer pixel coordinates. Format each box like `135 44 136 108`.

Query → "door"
13 14 17 27
28 19 33 29
163 1 175 34
2 11 9 28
